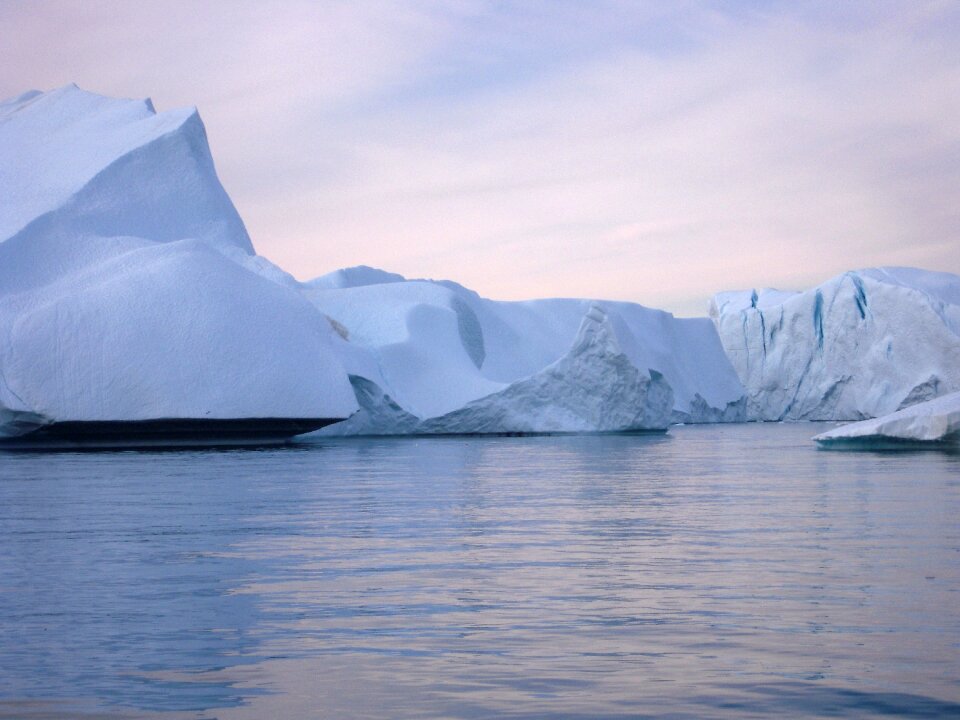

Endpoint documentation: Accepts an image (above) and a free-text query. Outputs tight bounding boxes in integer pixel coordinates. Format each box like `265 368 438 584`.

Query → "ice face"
712 268 960 421
0 239 358 423
318 304 675 435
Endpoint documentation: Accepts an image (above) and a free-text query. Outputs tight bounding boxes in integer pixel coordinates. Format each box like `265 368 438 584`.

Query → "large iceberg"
814 390 960 448
306 268 746 435
711 268 960 421
0 86 357 442
1 85 753 441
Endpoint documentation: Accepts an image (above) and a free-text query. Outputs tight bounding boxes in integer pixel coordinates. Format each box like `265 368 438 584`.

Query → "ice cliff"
711 268 960 421
0 85 357 436
814 390 960 448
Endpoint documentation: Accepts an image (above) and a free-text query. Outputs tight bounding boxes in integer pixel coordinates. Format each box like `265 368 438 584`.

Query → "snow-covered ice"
814 390 960 448
0 85 252 255
17 86 957 439
0 86 357 437
711 268 960 421
3 85 731 439
306 268 746 435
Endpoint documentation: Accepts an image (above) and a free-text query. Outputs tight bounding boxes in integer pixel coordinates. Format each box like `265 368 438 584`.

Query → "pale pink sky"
2 1 959 315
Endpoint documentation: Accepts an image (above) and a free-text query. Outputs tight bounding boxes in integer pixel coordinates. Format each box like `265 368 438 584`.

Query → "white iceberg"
307 268 746 435
418 306 674 434
304 279 504 421
711 268 960 421
0 86 356 441
814 390 960 448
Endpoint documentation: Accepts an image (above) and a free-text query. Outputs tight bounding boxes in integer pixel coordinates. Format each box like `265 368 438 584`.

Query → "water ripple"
0 424 957 717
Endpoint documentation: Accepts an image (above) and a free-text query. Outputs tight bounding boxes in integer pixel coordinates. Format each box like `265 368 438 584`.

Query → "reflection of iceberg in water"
0 449 273 712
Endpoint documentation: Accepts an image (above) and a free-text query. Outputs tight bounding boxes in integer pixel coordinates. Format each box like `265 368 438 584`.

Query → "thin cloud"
1 1 958 315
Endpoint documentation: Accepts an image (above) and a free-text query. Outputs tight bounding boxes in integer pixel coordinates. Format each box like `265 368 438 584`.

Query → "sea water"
0 423 957 718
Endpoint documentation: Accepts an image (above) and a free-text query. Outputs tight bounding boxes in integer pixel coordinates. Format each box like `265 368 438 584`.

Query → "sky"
2 0 959 316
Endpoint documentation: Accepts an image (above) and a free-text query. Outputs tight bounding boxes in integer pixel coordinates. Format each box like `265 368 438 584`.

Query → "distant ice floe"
814 390 960 448
711 268 960 421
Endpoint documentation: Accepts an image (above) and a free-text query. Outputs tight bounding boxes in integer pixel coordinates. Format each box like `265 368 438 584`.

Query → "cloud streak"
2 1 959 315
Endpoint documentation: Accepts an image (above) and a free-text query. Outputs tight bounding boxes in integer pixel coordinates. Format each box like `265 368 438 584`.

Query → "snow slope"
308 265 406 290
0 86 356 436
304 280 504 420
306 267 746 434
0 85 299 287
814 390 960 447
710 268 960 421
0 85 253 255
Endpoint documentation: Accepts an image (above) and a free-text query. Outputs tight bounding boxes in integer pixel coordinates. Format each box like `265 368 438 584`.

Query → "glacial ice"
4 85 720 439
0 85 253 255
711 268 960 421
814 390 960 448
0 85 357 437
307 269 746 435
34 85 944 439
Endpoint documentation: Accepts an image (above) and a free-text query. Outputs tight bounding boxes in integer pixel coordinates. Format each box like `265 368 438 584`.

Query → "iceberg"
711 268 960 421
418 306 674 434
0 86 356 444
814 390 960 448
3 85 721 442
307 268 746 435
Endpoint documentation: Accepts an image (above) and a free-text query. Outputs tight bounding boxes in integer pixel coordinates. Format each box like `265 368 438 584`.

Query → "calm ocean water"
0 423 957 719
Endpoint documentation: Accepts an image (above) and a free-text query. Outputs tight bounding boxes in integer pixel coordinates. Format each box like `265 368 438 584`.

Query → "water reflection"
0 425 958 718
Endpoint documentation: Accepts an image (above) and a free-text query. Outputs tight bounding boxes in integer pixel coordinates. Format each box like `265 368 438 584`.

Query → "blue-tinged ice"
711 269 960 421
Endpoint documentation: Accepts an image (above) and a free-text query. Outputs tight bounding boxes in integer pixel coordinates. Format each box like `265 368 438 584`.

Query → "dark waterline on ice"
0 424 958 718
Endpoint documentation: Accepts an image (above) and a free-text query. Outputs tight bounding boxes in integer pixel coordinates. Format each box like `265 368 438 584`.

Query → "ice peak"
0 85 254 254
571 304 620 357
308 265 407 290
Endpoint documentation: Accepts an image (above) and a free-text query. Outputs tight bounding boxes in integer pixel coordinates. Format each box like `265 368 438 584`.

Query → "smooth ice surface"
0 86 357 434
308 264 407 290
0 84 252 254
711 267 960 420
0 425 957 718
815 390 960 447
305 280 504 420
306 267 745 434
0 239 357 425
